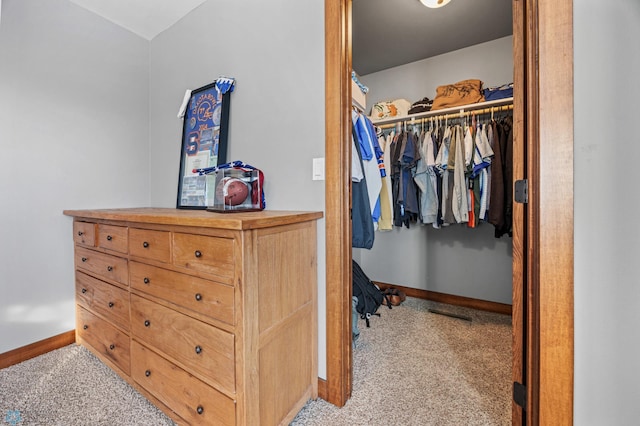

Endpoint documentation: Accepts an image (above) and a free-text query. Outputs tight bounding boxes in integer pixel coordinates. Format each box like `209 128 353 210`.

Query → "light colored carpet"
291 298 512 426
0 298 511 425
0 344 173 425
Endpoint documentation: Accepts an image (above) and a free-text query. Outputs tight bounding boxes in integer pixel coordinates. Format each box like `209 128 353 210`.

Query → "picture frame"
176 80 233 209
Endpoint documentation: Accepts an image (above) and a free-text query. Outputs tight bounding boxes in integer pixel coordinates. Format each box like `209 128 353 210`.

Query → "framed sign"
177 79 234 209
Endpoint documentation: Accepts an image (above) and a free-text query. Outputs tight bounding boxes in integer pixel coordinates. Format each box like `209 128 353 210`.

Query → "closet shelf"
371 97 514 128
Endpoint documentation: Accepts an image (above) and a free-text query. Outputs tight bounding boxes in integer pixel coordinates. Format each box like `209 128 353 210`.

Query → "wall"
356 36 513 304
3 0 640 420
147 0 327 376
574 0 640 423
0 0 149 353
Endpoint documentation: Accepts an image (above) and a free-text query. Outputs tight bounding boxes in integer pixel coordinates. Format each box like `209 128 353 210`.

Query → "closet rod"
371 97 514 130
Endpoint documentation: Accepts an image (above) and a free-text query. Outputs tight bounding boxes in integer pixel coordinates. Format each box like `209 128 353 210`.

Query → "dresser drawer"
97 224 128 254
173 233 234 279
129 228 171 263
77 305 130 375
76 271 130 332
76 246 128 287
73 221 96 247
131 342 235 426
131 295 235 393
130 262 234 325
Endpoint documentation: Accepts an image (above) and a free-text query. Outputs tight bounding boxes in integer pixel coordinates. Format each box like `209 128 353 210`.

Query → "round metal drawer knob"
144 320 150 327
195 345 202 354
81 257 87 262
195 293 202 301
194 250 202 258
107 266 113 272
106 235 112 241
77 231 84 236
109 344 115 350
83 325 88 330
143 277 150 284
196 406 204 415
143 241 149 248
145 370 151 377
108 302 114 308
81 288 87 294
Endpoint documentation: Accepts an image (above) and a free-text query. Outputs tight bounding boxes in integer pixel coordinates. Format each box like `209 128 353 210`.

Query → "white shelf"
370 97 514 127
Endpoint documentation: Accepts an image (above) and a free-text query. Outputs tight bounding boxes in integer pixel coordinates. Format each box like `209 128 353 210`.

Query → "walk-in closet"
350 0 516 423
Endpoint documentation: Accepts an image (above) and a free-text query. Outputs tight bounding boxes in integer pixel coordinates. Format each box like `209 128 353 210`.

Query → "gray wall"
0 0 328 378
574 0 640 423
356 37 513 304
0 0 149 353
147 0 327 377
4 1 640 421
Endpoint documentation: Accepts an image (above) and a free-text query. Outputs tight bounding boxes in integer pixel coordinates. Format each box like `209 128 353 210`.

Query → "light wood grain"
76 271 130 332
172 232 235 278
130 294 236 395
97 224 128 254
77 305 130 375
324 0 353 408
131 342 236 426
64 208 322 230
68 210 320 425
129 228 171 262
73 221 96 247
75 246 129 287
257 227 313 334
259 308 314 425
130 261 235 325
524 1 542 423
537 0 574 424
511 0 526 423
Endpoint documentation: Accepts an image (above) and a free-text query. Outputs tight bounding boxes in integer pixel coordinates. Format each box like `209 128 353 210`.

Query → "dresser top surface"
63 208 323 230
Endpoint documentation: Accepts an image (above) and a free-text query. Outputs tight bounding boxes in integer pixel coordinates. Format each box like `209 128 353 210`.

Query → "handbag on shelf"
430 79 485 111
483 83 514 101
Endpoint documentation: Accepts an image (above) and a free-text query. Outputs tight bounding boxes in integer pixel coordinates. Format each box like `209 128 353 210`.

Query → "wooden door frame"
324 0 353 407
323 0 574 424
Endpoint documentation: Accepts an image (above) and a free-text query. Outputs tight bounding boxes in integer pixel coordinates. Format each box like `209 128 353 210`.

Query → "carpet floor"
291 298 512 425
0 297 511 425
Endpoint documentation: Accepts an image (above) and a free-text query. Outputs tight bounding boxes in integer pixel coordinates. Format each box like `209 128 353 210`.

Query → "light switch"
312 158 325 181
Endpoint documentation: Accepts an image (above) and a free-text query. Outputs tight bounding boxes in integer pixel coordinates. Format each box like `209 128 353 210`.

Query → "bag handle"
192 160 259 175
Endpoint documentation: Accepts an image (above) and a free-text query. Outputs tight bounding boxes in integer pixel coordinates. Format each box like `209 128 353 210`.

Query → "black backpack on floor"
352 260 391 327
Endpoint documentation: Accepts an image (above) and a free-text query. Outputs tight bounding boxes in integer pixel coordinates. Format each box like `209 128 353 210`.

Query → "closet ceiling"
353 0 513 75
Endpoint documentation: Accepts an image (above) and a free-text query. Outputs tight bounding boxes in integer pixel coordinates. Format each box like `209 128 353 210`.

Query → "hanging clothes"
413 129 439 225
352 110 383 229
371 107 513 237
390 130 420 228
376 130 394 231
488 115 513 237
351 128 375 249
451 125 469 224
436 126 453 225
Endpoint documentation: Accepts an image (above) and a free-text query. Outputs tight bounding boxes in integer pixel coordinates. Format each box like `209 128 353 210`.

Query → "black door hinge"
513 382 527 410
514 179 528 204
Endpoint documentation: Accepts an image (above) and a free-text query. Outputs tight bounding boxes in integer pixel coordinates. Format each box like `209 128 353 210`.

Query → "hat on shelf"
369 98 412 121
408 97 433 114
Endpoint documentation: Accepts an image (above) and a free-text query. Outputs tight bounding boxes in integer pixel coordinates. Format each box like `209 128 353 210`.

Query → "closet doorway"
323 0 574 424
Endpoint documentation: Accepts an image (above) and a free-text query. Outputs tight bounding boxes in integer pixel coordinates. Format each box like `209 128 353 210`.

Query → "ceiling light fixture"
420 0 452 8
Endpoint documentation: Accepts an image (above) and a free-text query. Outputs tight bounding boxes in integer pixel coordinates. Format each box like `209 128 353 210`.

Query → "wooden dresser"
63 208 322 426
